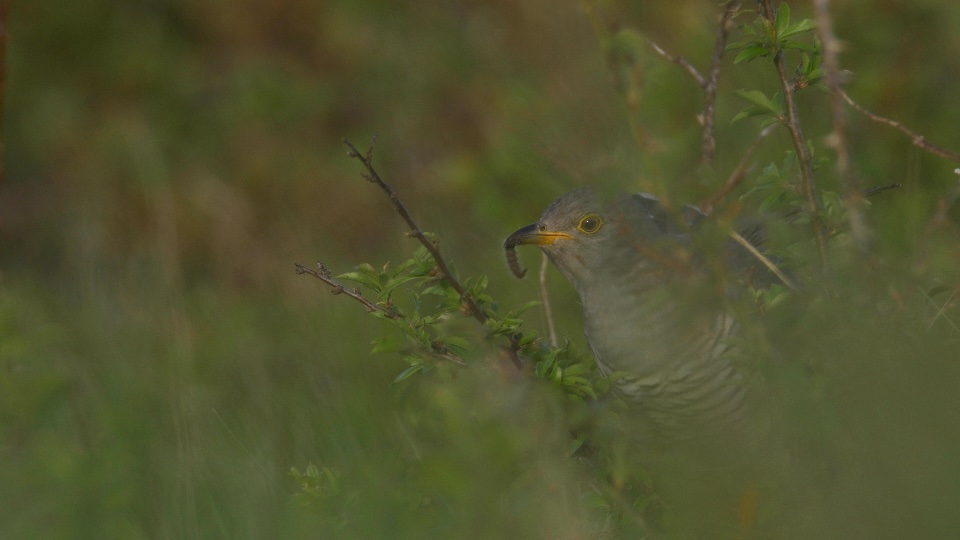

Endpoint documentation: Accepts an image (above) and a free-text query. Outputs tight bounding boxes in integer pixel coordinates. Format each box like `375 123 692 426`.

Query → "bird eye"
577 215 603 234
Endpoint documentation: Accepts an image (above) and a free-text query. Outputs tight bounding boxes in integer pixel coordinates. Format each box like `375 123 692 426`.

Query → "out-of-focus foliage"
2 0 960 538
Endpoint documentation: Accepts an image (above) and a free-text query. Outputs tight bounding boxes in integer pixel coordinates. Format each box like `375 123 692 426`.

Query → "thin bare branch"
642 2 740 167
295 262 400 319
295 262 467 366
640 13 774 216
342 137 477 312
646 38 706 87
814 0 871 252
759 0 829 268
341 138 524 370
702 0 743 166
538 253 559 348
701 123 777 214
840 90 960 163
729 231 797 290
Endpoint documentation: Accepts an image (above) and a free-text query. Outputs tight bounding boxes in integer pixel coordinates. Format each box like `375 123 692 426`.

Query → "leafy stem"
313 137 524 370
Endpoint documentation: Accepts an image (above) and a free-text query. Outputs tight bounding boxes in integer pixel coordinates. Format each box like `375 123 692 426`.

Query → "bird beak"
503 223 572 248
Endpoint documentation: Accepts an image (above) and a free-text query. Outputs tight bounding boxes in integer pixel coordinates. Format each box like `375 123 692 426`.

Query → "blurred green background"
2 0 960 538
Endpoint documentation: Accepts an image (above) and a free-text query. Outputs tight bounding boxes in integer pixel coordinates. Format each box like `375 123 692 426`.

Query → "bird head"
504 188 701 293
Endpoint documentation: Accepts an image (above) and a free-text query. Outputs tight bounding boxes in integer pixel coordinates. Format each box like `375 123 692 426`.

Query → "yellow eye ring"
577 214 603 234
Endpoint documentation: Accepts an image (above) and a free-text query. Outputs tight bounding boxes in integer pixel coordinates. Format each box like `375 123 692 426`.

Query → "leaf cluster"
289 463 353 530
728 3 817 64
337 245 608 399
729 4 824 127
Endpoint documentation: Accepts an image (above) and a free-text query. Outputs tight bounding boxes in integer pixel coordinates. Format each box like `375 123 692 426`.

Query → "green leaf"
774 3 791 38
338 263 383 291
564 377 596 398
731 105 772 124
486 317 521 336
725 40 749 52
392 363 426 384
781 41 816 52
760 116 781 128
439 336 471 355
421 283 450 297
733 44 770 63
734 89 782 115
759 191 786 212
806 67 825 82
474 275 488 293
763 161 782 178
414 327 432 348
518 331 539 347
509 301 541 317
780 18 817 40
371 335 406 354
562 363 589 377
379 274 421 299
474 293 494 306
536 351 559 377
551 365 563 383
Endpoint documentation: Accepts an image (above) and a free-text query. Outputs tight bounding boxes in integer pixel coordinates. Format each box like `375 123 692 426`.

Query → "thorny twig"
295 262 400 319
701 0 743 167
643 29 777 215
644 32 778 212
295 262 467 366
642 1 737 168
814 0 871 252
759 0 829 268
340 137 523 370
644 28 794 278
840 90 960 164
645 39 705 87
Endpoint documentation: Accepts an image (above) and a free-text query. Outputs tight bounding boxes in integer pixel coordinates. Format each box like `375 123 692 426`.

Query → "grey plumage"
505 188 776 435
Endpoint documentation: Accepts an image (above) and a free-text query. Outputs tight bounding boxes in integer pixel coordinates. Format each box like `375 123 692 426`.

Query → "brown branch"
643 2 740 167
759 0 829 268
295 262 467 366
295 262 400 319
645 38 705 87
840 90 960 164
701 123 777 214
702 0 743 166
341 137 523 370
342 137 476 311
729 231 797 290
814 0 871 253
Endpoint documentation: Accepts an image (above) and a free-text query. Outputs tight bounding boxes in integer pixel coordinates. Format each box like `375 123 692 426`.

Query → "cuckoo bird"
505 188 782 436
